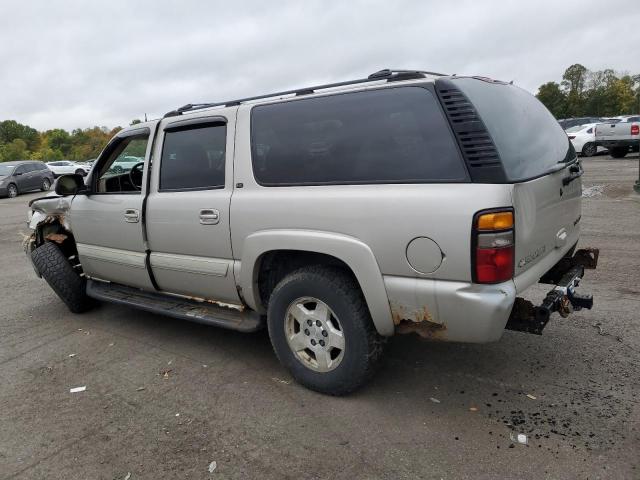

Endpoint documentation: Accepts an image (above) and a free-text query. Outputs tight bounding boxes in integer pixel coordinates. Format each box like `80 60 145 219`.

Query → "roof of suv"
163 69 449 118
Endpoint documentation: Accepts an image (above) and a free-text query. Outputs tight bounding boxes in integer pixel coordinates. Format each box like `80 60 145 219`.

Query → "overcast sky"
1 0 638 131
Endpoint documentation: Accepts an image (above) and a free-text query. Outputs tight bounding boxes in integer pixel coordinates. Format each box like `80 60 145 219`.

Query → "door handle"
199 209 220 225
124 209 139 223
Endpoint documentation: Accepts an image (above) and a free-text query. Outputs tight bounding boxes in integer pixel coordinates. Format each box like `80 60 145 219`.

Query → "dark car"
557 117 604 130
0 161 55 198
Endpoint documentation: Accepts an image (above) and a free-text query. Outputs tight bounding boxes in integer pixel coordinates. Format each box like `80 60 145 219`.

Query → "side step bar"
86 279 264 333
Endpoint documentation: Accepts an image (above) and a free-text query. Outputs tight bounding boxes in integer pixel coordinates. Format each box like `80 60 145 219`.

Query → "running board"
86 280 263 333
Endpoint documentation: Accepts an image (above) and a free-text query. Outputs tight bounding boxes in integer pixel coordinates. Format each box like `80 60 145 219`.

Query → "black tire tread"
31 242 91 313
268 265 385 395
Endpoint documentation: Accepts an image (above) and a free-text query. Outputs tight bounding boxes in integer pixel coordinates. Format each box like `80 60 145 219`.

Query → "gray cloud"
1 0 638 130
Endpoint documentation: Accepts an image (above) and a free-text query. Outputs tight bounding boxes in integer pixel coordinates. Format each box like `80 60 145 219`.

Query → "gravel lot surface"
1 155 638 479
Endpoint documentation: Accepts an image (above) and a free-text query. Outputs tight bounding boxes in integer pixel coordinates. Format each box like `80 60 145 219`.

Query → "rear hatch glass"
453 78 576 182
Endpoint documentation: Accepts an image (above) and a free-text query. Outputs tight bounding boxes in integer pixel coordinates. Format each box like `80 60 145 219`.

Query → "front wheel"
267 266 385 395
581 142 597 157
31 242 92 313
7 183 18 198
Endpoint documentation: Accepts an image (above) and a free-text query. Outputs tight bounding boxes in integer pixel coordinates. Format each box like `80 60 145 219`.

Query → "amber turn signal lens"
477 211 513 231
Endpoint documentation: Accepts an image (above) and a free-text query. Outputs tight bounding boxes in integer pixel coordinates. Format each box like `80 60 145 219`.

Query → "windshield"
0 164 15 176
453 78 576 182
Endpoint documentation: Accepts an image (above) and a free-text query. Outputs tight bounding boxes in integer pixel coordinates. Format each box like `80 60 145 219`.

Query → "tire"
31 242 92 313
581 142 596 157
75 169 85 176
7 183 18 198
267 266 385 395
610 147 628 158
41 178 51 191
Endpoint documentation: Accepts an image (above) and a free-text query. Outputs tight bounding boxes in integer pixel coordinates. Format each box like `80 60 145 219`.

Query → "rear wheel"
41 178 51 191
7 183 18 198
581 142 596 157
31 242 92 313
267 266 385 395
610 147 628 158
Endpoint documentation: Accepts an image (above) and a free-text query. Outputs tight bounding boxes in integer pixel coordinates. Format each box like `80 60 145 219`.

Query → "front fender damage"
24 196 74 277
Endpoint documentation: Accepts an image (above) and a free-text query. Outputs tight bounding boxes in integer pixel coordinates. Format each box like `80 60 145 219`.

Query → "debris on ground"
271 377 291 385
582 185 604 198
159 368 173 379
136 387 145 391
68 353 76 358
526 394 537 400
123 472 131 480
469 406 478 412
510 432 528 445
69 386 86 393
429 397 441 404
208 461 217 473
592 322 623 342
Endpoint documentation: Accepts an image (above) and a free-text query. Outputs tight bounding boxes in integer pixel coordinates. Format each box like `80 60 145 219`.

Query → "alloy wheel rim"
8 185 17 197
284 297 345 373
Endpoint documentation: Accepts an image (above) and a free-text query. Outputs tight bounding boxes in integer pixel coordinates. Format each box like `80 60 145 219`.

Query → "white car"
566 123 607 157
46 160 88 177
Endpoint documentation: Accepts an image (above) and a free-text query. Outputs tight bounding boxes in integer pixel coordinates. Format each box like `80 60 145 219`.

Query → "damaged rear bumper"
505 248 599 335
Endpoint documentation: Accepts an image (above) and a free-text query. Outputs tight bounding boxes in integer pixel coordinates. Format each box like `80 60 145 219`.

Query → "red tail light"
631 124 639 135
476 247 514 283
473 209 515 284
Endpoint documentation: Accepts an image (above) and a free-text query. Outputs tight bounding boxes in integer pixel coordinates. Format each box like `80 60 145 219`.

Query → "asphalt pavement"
1 155 639 479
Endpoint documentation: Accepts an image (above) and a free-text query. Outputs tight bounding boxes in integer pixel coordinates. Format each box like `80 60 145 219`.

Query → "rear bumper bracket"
506 248 599 335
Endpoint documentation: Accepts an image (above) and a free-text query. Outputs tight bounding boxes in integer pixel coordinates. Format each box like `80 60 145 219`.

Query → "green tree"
0 120 39 150
536 82 567 118
561 64 588 117
0 138 29 162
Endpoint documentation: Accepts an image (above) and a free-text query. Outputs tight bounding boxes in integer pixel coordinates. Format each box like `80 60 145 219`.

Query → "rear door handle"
124 209 139 223
199 208 220 225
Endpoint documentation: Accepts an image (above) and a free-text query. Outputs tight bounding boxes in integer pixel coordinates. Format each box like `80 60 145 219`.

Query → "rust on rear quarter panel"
391 302 447 339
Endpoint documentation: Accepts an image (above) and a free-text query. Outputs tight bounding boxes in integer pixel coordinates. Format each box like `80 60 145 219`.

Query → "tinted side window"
14 165 27 174
160 124 226 191
251 87 467 186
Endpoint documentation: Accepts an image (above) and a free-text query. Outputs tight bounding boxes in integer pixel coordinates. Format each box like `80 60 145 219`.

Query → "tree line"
0 120 143 163
2 64 639 163
536 64 640 119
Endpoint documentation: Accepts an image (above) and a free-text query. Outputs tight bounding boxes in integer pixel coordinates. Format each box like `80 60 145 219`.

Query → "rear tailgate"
595 121 629 141
511 166 581 291
445 77 582 290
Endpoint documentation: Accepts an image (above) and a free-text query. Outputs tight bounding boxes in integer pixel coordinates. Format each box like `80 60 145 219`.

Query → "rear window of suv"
453 78 576 182
251 87 468 186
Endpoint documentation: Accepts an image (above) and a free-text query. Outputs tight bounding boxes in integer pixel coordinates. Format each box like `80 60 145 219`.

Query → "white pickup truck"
594 115 640 158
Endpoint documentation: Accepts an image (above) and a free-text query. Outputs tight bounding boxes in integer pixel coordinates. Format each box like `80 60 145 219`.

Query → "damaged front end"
505 248 599 335
24 195 75 277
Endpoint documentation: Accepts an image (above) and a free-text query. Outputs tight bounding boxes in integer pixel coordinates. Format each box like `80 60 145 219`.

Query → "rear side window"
159 124 226 191
454 78 575 182
251 87 467 186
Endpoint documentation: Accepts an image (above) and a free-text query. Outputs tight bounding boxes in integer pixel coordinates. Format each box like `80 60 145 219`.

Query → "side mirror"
54 174 88 196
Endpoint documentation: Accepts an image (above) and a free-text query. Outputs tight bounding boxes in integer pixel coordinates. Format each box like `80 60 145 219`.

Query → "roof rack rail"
163 68 447 117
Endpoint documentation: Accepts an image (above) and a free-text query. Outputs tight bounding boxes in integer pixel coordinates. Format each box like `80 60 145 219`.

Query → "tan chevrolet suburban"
25 69 598 395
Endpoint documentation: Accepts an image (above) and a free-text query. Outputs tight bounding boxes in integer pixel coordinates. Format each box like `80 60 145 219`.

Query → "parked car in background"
566 123 607 157
558 117 604 130
46 160 89 177
594 116 640 158
107 156 143 174
0 160 54 198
